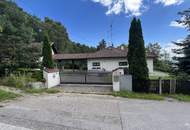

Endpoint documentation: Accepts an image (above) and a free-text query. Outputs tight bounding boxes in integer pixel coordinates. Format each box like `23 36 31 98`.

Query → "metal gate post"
159 77 162 95
85 71 87 83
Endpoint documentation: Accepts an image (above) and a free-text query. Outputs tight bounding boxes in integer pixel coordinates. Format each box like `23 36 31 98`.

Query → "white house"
53 47 155 74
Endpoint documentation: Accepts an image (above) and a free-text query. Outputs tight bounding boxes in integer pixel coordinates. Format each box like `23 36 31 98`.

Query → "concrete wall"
43 70 60 88
120 75 132 91
88 58 128 72
112 69 125 92
87 58 154 73
112 68 132 92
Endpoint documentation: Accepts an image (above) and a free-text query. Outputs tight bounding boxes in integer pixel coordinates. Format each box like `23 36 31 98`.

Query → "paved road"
0 93 190 130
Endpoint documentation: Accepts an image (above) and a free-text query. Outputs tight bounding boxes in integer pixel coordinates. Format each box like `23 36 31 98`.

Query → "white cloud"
169 21 185 28
106 0 123 15
92 0 113 6
91 0 145 16
155 0 184 6
90 0 184 16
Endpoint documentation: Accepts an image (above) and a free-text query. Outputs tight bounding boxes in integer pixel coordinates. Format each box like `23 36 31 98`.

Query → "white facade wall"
147 58 154 73
87 58 154 73
87 58 128 72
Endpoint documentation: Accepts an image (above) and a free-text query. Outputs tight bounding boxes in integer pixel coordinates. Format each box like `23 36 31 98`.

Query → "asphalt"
0 93 190 130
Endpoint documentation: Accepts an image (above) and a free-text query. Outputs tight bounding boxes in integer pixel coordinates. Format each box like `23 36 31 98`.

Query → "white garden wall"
112 68 132 92
43 69 60 88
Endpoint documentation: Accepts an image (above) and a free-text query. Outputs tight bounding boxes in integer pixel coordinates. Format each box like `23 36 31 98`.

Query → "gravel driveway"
0 93 190 130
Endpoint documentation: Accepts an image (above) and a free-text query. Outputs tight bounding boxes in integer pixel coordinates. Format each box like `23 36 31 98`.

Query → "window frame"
92 62 100 67
119 61 128 66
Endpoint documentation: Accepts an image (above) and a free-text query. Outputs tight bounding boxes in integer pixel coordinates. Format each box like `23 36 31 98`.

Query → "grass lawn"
24 88 60 94
112 91 190 102
0 89 20 102
167 94 190 102
112 91 165 101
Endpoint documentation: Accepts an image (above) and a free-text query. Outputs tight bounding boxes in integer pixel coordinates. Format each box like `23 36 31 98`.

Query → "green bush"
0 74 35 89
31 71 43 81
175 72 190 80
14 68 43 81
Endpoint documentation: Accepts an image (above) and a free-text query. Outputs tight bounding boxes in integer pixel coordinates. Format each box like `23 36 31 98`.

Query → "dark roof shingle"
53 48 155 60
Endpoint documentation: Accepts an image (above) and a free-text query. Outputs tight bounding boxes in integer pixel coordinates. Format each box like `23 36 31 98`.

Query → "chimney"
121 45 124 50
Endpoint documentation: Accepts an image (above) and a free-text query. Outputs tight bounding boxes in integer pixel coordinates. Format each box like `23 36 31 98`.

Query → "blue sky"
15 0 189 48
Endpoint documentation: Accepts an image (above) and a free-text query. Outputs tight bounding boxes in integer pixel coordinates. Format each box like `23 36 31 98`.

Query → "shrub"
15 68 43 81
0 74 35 89
175 72 190 80
31 71 43 81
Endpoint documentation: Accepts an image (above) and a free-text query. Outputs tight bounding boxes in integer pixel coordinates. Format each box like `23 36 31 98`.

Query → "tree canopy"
0 0 42 75
173 8 190 75
97 39 107 51
0 0 95 75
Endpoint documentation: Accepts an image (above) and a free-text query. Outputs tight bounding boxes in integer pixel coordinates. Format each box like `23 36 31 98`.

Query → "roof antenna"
110 23 113 47
108 17 114 48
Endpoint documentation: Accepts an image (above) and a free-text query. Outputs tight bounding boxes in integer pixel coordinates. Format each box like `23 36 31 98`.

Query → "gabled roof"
53 48 155 60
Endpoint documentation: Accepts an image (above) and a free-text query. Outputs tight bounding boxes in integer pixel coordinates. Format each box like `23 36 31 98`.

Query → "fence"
59 71 112 84
149 80 190 94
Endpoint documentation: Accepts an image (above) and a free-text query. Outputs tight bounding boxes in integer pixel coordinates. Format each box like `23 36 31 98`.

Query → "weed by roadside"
112 91 190 102
112 91 165 101
166 94 190 102
24 88 60 94
0 89 20 102
0 74 35 89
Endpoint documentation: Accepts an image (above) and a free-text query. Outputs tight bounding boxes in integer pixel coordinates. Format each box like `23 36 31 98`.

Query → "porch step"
57 84 113 94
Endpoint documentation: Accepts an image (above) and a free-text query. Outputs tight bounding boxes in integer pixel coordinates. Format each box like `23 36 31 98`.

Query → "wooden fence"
149 80 190 94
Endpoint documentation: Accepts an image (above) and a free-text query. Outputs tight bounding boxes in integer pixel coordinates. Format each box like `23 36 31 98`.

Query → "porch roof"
53 48 156 60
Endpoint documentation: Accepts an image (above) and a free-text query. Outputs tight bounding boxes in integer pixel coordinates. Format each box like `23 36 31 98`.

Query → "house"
53 47 156 73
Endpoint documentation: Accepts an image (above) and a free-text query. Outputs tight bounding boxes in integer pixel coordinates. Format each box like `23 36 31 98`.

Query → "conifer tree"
128 18 149 92
173 8 190 75
42 34 54 69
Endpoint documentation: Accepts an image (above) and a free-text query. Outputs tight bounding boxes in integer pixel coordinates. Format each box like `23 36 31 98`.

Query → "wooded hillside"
0 0 95 74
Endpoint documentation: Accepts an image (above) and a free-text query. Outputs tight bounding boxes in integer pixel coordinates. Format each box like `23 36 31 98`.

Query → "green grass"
167 94 190 102
112 91 165 101
45 89 61 94
24 88 60 94
0 89 20 102
112 91 190 102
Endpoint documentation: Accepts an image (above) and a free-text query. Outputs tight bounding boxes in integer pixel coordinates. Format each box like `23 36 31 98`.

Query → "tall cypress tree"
128 18 149 92
42 34 54 69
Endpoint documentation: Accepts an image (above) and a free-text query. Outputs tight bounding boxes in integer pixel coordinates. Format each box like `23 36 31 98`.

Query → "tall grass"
0 74 35 89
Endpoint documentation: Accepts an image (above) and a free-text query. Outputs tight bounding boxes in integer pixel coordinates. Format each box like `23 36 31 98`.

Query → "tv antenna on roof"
110 23 113 47
109 17 114 47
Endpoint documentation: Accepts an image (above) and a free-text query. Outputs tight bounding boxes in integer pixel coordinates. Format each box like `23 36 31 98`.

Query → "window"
92 62 100 67
119 62 128 66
